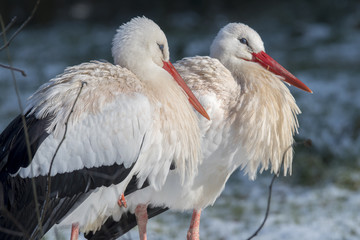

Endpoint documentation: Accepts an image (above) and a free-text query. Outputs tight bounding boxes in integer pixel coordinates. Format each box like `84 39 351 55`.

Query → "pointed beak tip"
297 84 313 94
295 83 313 94
298 82 313 94
204 112 211 120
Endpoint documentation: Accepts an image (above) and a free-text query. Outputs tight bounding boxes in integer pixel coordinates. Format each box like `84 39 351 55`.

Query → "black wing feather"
84 167 175 240
0 113 49 174
84 206 168 240
0 112 138 240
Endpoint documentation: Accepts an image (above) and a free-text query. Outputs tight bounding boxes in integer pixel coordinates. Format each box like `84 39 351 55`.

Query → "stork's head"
112 16 209 120
112 16 170 73
210 23 312 93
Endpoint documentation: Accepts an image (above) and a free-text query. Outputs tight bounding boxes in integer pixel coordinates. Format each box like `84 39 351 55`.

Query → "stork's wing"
0 61 159 239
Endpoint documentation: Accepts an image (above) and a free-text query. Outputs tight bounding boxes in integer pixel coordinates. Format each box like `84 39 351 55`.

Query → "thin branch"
0 3 43 237
0 226 24 237
36 81 87 237
246 139 312 240
47 81 87 190
0 16 17 38
0 62 26 76
0 0 40 51
0 208 30 238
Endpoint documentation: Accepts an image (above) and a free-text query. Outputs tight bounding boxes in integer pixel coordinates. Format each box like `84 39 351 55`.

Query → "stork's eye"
157 43 164 53
239 38 248 45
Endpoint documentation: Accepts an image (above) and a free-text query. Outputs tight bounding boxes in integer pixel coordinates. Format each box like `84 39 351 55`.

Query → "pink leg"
187 209 202 240
117 193 127 208
135 204 148 240
70 223 79 240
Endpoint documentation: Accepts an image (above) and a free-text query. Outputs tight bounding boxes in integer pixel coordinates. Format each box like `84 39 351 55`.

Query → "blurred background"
1 0 360 239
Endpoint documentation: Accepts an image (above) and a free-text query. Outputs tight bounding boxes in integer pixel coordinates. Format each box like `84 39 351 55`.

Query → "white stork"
81 22 312 240
0 16 209 240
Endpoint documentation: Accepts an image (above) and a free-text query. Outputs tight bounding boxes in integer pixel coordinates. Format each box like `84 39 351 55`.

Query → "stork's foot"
187 209 202 240
70 223 79 240
135 204 148 240
117 193 127 208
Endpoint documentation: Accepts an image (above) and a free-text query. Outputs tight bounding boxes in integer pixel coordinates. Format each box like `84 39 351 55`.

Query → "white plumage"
0 16 209 239
86 22 311 240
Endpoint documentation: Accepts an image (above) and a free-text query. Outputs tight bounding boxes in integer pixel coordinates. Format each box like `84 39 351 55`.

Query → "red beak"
252 51 312 93
162 61 210 120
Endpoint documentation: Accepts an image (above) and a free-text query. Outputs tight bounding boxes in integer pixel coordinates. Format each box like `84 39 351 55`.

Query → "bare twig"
246 139 312 240
0 208 30 238
0 62 26 76
0 16 17 38
0 1 43 237
0 0 40 52
0 12 44 237
0 226 24 237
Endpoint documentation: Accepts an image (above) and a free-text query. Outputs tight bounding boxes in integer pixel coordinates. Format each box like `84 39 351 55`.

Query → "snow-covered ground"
48 172 360 240
1 12 360 240
133 173 360 240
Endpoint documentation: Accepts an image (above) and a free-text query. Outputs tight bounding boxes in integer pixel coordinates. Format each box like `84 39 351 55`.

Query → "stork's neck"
144 66 202 186
142 63 177 99
225 61 301 179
